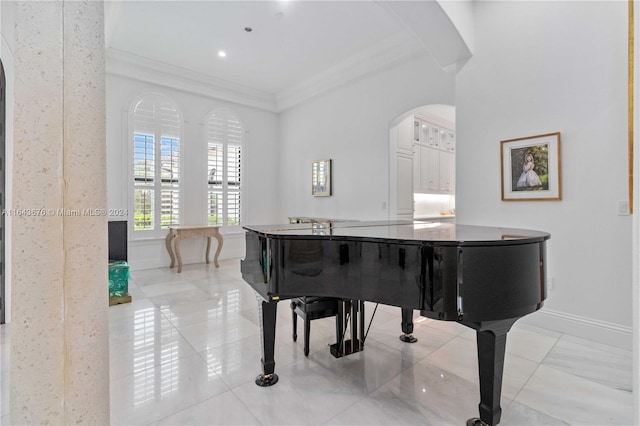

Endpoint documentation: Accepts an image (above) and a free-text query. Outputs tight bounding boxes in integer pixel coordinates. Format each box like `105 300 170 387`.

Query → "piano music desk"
165 225 223 273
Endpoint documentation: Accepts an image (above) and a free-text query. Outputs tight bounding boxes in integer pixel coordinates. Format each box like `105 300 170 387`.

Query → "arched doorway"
388 104 455 221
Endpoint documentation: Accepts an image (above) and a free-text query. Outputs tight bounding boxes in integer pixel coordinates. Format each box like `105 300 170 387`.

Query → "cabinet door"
439 151 455 193
421 146 440 191
446 131 456 152
428 126 440 148
413 144 421 191
440 131 448 150
420 121 430 146
396 152 414 214
397 116 413 154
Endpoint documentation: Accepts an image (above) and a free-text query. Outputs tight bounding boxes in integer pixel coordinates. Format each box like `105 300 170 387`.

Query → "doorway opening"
388 104 455 221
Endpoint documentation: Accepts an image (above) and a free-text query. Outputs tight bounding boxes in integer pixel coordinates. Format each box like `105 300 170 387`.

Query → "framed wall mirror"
312 159 332 196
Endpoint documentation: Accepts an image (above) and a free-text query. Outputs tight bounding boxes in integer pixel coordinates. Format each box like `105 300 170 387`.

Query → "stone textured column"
10 1 109 424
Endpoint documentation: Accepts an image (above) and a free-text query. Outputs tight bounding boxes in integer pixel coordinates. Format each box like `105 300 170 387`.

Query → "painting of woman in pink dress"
516 153 542 188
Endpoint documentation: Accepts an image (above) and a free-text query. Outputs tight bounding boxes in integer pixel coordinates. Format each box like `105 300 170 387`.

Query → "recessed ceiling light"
244 27 253 32
218 50 227 58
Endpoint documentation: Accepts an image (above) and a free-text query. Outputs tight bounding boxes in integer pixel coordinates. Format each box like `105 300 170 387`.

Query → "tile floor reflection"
0 258 634 425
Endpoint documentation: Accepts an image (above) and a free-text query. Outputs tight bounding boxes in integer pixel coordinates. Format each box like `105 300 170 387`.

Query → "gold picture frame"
500 132 562 201
312 159 332 197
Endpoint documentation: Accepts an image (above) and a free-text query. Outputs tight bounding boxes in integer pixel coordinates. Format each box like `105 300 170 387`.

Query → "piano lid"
243 220 550 247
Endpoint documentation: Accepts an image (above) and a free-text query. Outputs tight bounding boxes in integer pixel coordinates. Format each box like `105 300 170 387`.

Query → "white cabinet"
396 152 414 215
412 117 455 194
389 117 415 219
427 124 440 148
397 116 414 154
390 115 455 220
442 130 456 152
419 146 439 191
439 150 455 192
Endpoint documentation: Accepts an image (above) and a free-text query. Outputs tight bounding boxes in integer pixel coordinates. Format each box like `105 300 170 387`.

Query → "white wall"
106 74 280 270
278 54 455 221
436 0 474 54
456 1 631 348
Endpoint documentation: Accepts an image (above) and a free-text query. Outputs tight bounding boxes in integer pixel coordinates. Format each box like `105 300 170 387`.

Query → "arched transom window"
131 94 182 236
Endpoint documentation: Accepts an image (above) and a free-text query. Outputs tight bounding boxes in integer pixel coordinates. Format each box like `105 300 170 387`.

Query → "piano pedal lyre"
329 338 364 358
330 299 366 358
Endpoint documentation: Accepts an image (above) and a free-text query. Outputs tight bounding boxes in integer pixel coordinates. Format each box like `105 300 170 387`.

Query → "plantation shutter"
159 101 180 228
132 95 181 234
133 99 156 231
206 110 243 228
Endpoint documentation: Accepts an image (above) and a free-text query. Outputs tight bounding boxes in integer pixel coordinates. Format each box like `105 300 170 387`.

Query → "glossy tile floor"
0 258 634 425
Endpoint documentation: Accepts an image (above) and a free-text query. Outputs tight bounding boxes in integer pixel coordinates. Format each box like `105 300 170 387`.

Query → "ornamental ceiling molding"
106 48 277 112
106 32 427 114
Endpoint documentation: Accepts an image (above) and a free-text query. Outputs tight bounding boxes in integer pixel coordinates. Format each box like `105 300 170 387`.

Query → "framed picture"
312 159 332 196
500 132 561 201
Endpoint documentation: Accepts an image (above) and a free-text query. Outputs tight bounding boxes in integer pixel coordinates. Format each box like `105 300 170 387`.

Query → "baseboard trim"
521 307 632 350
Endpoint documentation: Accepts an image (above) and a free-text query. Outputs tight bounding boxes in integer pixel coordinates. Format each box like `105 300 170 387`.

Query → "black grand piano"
241 220 549 426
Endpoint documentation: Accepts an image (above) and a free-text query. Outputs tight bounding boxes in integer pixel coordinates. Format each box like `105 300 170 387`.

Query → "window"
206 109 243 229
131 95 182 236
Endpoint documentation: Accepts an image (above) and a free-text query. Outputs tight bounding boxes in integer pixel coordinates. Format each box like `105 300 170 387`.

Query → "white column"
633 2 640 424
10 1 109 424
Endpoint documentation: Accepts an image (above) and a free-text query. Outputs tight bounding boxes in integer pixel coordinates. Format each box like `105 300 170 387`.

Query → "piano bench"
290 297 339 356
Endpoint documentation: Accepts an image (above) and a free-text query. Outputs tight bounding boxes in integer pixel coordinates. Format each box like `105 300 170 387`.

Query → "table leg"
175 235 184 273
165 231 176 269
213 230 223 267
205 237 211 264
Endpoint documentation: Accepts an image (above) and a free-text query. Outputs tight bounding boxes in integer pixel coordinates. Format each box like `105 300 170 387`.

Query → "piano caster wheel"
399 333 417 343
466 418 489 426
255 373 279 387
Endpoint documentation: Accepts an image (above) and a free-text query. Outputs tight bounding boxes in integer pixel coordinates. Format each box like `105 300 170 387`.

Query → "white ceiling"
106 0 472 115
107 1 415 95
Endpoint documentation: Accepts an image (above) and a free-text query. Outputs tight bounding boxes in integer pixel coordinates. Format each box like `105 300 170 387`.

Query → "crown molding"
106 32 428 114
274 33 426 112
106 48 277 112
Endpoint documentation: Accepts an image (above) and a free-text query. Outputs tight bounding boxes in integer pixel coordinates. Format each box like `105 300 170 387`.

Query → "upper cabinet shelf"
411 117 455 194
414 118 455 152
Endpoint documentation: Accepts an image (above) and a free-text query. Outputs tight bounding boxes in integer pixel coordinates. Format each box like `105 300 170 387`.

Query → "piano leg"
291 301 298 342
463 318 518 426
255 299 279 387
399 307 418 343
